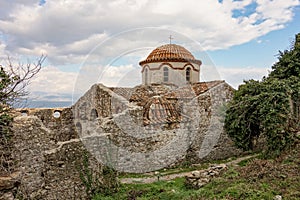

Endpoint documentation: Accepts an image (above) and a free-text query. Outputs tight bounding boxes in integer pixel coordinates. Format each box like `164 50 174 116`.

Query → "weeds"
78 153 119 199
92 142 300 199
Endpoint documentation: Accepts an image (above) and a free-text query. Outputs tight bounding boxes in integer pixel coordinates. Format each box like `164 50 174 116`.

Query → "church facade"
73 43 241 173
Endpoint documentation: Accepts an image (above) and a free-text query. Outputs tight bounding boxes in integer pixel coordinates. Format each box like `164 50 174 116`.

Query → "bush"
225 33 300 157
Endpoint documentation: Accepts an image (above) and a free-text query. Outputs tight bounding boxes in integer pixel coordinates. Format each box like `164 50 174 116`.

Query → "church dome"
139 44 202 65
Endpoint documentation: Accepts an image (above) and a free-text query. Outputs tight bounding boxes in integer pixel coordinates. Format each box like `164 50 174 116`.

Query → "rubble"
185 164 227 189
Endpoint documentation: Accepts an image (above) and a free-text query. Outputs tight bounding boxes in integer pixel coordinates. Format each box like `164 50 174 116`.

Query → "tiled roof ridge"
139 44 201 65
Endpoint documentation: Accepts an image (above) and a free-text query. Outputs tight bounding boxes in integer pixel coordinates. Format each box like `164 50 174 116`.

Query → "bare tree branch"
0 55 46 107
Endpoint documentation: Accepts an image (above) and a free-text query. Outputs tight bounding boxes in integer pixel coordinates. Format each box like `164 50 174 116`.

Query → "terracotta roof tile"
139 44 201 65
110 81 225 126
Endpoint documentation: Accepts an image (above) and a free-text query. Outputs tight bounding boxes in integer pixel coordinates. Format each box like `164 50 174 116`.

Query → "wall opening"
76 122 82 134
145 68 148 85
163 67 169 82
186 67 191 82
53 110 61 118
90 108 98 120
20 110 28 116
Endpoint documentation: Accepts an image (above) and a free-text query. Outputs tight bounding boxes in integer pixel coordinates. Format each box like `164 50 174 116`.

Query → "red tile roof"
109 81 226 126
139 44 202 65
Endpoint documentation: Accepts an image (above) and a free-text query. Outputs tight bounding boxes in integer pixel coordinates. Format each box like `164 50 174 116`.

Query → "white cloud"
27 63 270 102
200 64 270 89
218 66 269 88
73 63 141 100
0 0 299 65
100 64 141 87
28 65 78 96
0 0 298 101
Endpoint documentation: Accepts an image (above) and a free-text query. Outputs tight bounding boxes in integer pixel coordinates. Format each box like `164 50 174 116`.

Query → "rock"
274 195 282 200
191 170 201 177
211 164 227 170
0 171 20 190
0 192 14 200
185 163 228 189
219 164 227 169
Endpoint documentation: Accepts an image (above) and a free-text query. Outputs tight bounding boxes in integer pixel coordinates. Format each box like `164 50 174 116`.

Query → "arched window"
163 67 169 82
145 68 148 85
90 108 98 120
186 67 191 82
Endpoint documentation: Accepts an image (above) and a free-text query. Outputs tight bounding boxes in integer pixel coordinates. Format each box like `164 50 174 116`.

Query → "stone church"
2 43 242 198
73 43 240 173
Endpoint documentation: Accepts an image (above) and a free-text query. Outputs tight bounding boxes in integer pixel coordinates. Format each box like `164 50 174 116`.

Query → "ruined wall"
0 81 243 199
187 82 242 162
0 108 102 200
73 82 242 173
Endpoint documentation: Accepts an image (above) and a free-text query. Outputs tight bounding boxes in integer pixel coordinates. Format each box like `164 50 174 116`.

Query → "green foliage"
0 67 14 174
0 67 13 136
100 165 120 195
93 178 196 200
78 153 119 199
225 33 300 157
0 67 13 104
269 33 300 80
92 173 290 200
93 144 300 199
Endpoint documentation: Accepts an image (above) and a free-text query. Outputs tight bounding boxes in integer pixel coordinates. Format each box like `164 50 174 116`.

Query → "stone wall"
0 108 102 200
0 81 243 199
187 81 242 162
73 81 242 173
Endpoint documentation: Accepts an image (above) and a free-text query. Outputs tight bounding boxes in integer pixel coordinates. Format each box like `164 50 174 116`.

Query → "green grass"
93 143 300 200
93 173 285 200
93 167 291 200
93 178 194 200
119 156 243 179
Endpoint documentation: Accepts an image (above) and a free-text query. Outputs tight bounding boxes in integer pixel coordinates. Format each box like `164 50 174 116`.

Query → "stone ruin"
0 80 243 199
0 43 245 199
73 80 241 173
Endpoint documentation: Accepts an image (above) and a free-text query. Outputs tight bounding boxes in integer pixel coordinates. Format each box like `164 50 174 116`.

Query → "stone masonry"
0 80 243 199
0 108 102 199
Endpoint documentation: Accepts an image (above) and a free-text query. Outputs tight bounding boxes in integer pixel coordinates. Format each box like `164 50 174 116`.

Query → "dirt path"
120 154 257 184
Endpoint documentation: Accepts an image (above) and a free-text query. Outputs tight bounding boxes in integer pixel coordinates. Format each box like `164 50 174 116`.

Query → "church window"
145 68 148 85
186 67 191 82
163 67 169 82
90 108 98 120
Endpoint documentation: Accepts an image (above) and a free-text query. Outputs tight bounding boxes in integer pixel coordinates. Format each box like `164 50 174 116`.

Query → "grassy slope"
93 142 300 200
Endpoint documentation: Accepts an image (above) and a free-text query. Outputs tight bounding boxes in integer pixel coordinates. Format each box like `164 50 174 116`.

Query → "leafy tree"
225 34 300 157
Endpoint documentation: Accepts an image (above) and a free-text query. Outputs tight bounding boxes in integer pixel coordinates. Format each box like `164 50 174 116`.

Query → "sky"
0 0 299 104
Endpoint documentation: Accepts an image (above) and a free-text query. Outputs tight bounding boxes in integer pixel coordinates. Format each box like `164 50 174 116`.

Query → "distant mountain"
14 99 73 108
13 91 74 108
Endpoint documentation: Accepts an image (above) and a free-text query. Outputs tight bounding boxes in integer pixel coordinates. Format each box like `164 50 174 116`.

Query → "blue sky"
0 0 299 102
209 8 300 68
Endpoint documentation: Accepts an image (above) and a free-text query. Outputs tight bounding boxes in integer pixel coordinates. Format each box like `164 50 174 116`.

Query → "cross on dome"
169 35 173 44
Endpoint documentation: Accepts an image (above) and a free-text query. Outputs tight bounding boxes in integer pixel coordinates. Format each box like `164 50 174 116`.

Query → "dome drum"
139 44 202 85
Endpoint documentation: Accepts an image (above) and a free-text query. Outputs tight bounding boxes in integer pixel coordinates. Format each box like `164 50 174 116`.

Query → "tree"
0 55 46 107
225 33 300 157
0 55 46 174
